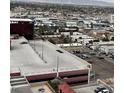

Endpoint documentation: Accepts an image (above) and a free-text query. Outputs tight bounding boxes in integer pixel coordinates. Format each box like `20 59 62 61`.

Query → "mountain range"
11 0 114 7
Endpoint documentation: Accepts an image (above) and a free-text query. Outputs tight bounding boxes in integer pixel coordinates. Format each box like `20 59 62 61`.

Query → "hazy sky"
99 0 113 3
13 0 114 3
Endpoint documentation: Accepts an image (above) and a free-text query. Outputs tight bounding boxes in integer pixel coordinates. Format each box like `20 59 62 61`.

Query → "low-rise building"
66 21 77 27
71 34 94 45
10 18 34 40
89 41 114 55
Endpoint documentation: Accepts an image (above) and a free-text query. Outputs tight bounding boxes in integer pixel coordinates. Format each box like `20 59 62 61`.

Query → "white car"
94 87 110 93
98 89 109 93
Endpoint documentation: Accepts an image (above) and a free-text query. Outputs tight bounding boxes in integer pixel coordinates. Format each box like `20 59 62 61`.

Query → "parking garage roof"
10 18 33 22
10 37 91 76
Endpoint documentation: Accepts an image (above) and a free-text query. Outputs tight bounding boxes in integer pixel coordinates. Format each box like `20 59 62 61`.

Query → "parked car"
94 87 110 93
94 87 106 93
101 89 110 93
97 56 104 59
81 54 89 59
89 52 96 55
109 54 114 59
87 60 93 64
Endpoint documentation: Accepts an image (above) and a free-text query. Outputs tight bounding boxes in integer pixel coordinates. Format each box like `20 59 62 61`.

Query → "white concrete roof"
66 21 77 27
71 35 94 39
34 17 49 21
57 43 82 47
93 41 114 46
10 18 33 22
11 37 91 76
11 86 33 93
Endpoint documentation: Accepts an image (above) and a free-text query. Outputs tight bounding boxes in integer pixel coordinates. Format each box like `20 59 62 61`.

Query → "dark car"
94 87 106 93
87 61 93 64
97 56 104 59
109 54 114 59
89 52 96 55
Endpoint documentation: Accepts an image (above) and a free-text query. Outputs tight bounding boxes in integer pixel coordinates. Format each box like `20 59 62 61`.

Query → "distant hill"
11 0 113 7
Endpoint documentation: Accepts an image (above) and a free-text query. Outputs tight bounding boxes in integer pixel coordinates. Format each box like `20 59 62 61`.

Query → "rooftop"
11 76 33 93
10 18 33 22
11 37 91 76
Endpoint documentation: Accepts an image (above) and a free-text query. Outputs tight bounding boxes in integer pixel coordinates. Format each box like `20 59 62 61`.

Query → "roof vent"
20 41 28 44
56 50 63 53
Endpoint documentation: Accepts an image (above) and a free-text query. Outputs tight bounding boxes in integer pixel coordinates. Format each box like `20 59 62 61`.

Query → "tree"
102 33 110 42
90 22 94 28
111 37 114 41
48 38 56 44
79 37 82 39
38 26 45 35
89 40 93 44
93 39 99 42
38 25 49 35
60 34 65 39
102 38 109 42
75 39 77 42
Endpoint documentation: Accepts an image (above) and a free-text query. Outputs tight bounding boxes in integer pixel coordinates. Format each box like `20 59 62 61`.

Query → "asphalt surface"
62 46 114 80
82 47 114 80
89 57 114 80
30 82 53 93
73 85 100 93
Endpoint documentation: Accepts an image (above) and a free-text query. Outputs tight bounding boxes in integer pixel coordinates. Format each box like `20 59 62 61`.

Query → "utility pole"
33 31 36 51
69 30 72 52
88 67 91 84
56 56 59 78
34 38 35 50
42 42 44 60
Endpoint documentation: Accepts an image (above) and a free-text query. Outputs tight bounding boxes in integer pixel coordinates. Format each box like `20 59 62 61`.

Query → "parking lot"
73 83 111 93
62 46 114 80
74 85 99 93
30 82 54 93
89 57 114 80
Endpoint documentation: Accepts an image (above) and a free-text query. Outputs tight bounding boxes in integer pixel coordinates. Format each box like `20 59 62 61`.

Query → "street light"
34 38 35 50
33 34 37 51
56 56 59 78
88 67 91 84
42 42 44 60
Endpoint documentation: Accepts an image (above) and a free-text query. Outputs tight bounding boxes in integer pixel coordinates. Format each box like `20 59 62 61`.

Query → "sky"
99 0 113 3
12 0 114 3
